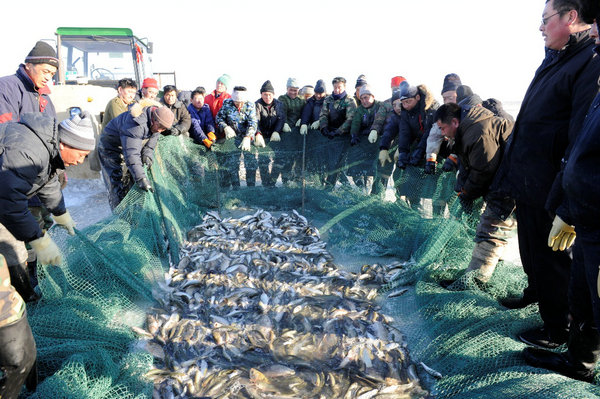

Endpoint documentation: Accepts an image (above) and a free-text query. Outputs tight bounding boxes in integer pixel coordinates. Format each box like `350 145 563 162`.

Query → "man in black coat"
494 0 600 349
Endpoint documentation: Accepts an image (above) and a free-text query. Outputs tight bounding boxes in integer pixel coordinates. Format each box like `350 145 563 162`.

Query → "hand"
53 211 76 236
548 215 576 251
270 132 281 142
350 135 360 146
393 149 400 163
396 152 409 170
458 193 474 214
137 177 154 192
283 123 292 133
378 150 392 167
240 136 251 151
424 160 437 175
169 127 180 136
202 138 213 149
295 119 301 127
207 132 217 141
224 126 236 139
442 155 458 172
310 120 320 130
300 125 308 135
368 130 378 143
142 155 153 169
409 148 425 166
254 134 266 148
29 233 62 265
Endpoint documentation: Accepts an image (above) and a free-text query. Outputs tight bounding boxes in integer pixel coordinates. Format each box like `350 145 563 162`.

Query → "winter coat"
300 96 325 125
0 113 66 242
216 99 257 138
187 103 215 143
0 65 56 124
497 30 600 209
255 98 285 138
100 103 160 183
278 94 305 126
101 96 130 131
205 90 231 119
160 99 191 136
319 92 357 134
350 101 382 139
454 106 514 199
370 97 395 136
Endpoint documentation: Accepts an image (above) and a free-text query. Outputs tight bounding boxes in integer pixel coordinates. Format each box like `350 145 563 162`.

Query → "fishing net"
22 133 600 398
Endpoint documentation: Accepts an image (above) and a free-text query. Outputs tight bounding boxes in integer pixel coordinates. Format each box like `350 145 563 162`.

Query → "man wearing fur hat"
206 74 232 120
99 101 174 209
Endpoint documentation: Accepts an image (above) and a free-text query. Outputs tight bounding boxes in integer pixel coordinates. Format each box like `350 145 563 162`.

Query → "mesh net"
23 132 600 398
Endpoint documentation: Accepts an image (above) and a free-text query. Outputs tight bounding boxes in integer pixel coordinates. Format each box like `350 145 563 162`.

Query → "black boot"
8 263 40 303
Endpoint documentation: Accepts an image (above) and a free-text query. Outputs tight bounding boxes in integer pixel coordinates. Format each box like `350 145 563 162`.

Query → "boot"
465 240 506 283
7 263 40 303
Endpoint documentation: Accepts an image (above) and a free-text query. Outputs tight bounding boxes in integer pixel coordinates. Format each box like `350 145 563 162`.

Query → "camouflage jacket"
216 99 258 138
278 95 306 126
0 255 25 328
350 101 382 138
318 92 357 134
370 97 395 136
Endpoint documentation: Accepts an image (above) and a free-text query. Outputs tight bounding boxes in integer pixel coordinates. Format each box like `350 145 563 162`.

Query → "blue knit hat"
314 79 326 94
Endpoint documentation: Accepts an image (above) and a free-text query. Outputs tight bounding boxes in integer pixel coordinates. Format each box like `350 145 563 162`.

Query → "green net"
23 132 600 398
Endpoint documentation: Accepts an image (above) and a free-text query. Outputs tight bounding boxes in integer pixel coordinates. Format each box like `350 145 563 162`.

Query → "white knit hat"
59 111 95 150
286 77 299 89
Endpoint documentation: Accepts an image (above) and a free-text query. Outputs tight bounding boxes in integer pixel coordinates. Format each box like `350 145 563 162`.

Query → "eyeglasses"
542 11 561 25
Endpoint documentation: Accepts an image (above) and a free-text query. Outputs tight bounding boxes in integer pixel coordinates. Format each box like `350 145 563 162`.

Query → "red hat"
142 78 159 90
390 76 406 88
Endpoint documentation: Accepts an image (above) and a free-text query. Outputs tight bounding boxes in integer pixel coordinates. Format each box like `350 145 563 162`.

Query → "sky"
1 0 546 105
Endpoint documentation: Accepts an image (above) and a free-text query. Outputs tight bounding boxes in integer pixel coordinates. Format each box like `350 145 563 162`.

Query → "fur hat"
142 78 159 90
314 79 326 94
441 73 462 95
260 80 275 94
286 77 299 89
59 111 95 151
152 106 175 129
25 41 59 68
231 86 248 103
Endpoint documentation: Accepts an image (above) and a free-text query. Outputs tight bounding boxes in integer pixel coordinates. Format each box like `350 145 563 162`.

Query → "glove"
548 215 576 251
378 150 392 167
270 132 281 142
283 123 291 133
295 119 301 127
207 132 217 141
458 195 474 214
142 154 153 169
396 152 409 170
350 135 360 146
368 130 378 143
202 138 213 149
424 160 437 175
442 154 458 172
310 120 320 130
409 148 425 166
330 129 341 138
300 124 308 135
240 136 251 151
254 134 266 147
30 233 62 265
53 211 76 236
169 127 180 136
224 126 236 139
394 149 400 163
137 177 154 192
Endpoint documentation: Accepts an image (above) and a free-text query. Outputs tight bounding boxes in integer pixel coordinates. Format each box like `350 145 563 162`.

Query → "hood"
417 84 437 111
20 113 59 155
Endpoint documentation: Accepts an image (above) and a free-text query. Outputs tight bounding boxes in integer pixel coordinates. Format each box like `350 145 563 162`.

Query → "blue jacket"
100 105 159 182
301 96 325 126
0 65 56 123
0 113 66 242
187 103 215 143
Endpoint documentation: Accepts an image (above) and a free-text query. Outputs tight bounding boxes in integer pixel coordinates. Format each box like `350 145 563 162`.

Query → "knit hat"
456 85 474 104
217 74 232 89
260 80 275 94
25 41 59 68
390 76 406 88
314 79 326 94
59 111 95 151
152 106 175 129
359 84 373 97
456 85 482 109
355 74 367 88
400 85 419 100
142 77 159 90
286 77 299 88
231 86 248 103
300 85 314 97
441 73 462 95
391 90 402 104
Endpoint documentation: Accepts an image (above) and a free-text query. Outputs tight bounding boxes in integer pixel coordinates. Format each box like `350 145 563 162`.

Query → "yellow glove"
270 132 281 142
30 233 62 265
254 134 266 148
53 211 75 236
239 136 251 152
310 120 320 130
300 125 308 135
283 123 291 133
224 126 236 139
548 215 576 251
368 130 378 143
295 119 301 127
378 150 391 167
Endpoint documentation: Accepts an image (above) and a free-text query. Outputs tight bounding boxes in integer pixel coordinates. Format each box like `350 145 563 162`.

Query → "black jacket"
301 96 325 125
160 99 191 136
255 98 285 138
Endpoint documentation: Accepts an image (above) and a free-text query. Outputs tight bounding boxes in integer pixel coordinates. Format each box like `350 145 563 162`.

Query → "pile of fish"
136 209 429 398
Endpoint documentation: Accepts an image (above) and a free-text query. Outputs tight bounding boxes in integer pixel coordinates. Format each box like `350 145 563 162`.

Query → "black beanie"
25 41 59 68
391 89 402 103
456 85 474 104
314 79 326 94
441 73 461 95
355 74 367 88
260 80 274 94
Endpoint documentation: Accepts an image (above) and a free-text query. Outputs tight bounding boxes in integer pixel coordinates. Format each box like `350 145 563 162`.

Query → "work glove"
300 124 308 135
53 211 76 236
142 154 153 169
224 126 236 139
202 138 213 149
30 233 62 265
350 135 360 146
548 215 576 251
295 119 301 127
283 123 292 133
137 177 154 192
368 130 378 143
442 154 458 172
458 190 475 214
396 152 409 170
424 160 437 175
168 127 180 136
409 148 425 166
310 120 320 130
270 132 281 142
254 134 266 148
240 136 252 152
378 149 392 167
207 132 217 141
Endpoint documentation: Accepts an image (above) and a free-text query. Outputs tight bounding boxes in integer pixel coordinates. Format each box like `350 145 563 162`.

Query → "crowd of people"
0 0 600 396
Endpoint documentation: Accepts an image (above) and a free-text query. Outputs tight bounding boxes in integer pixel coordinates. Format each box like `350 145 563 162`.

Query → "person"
300 79 328 181
254 80 285 187
160 85 191 137
205 74 232 120
493 0 600 351
299 85 315 101
319 76 357 186
347 84 382 193
187 87 216 149
98 100 174 209
0 112 95 299
136 77 159 101
353 74 368 105
275 78 306 185
434 102 516 287
101 78 138 132
215 86 258 188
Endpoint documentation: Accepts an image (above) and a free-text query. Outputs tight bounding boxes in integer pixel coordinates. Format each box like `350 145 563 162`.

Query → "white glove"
310 120 320 130
254 134 266 148
53 211 76 236
239 136 251 151
224 126 236 139
548 215 576 251
368 130 378 143
300 125 308 135
283 123 291 133
378 150 391 167
270 132 281 142
295 119 301 127
30 233 62 265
